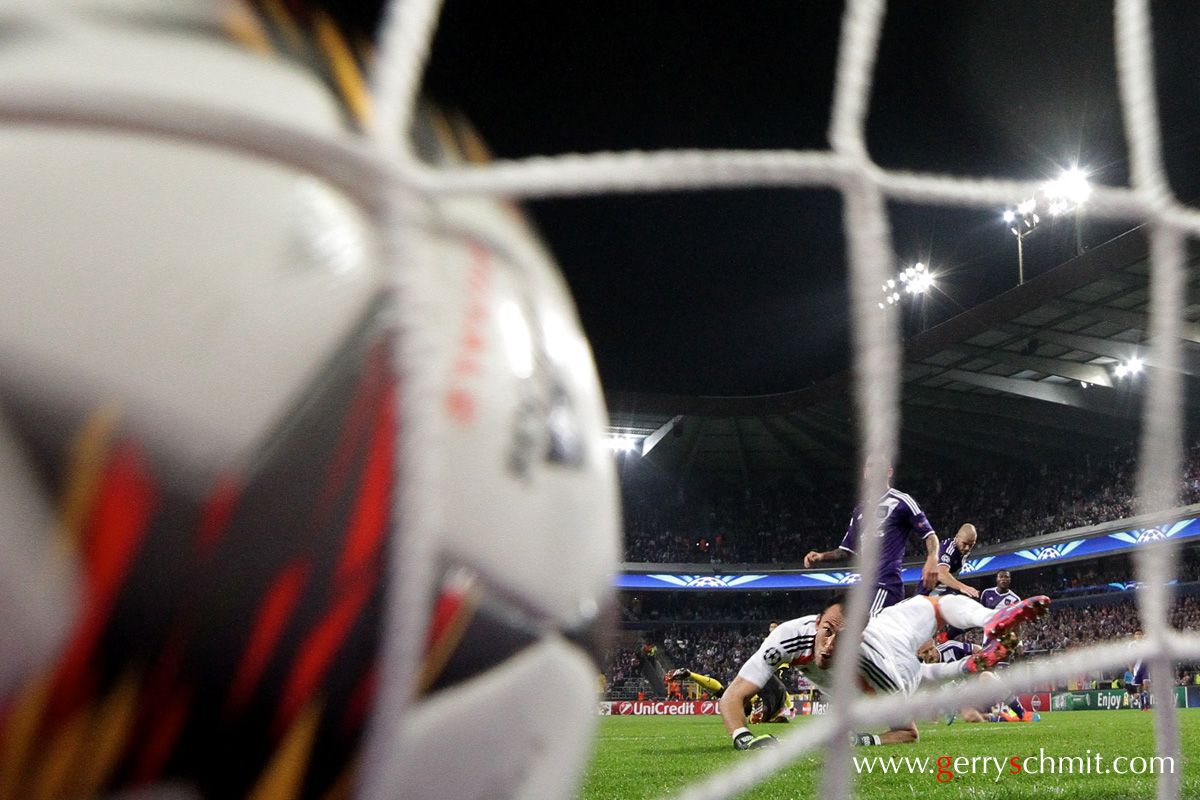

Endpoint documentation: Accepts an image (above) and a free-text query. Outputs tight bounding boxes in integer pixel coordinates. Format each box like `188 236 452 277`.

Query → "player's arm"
719 677 778 749
920 533 940 591
804 547 850 567
879 721 919 744
807 514 858 567
719 676 759 735
936 564 979 598
850 720 919 745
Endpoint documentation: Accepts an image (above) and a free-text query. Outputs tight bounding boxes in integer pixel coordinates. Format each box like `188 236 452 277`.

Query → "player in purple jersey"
1128 630 1151 710
804 461 939 616
918 638 1028 723
917 524 979 598
941 569 1021 644
980 569 1021 610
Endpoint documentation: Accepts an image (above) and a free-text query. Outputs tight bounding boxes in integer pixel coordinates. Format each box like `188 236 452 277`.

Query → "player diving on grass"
667 622 795 723
719 591 1050 749
804 459 941 616
666 666 796 724
916 638 1031 724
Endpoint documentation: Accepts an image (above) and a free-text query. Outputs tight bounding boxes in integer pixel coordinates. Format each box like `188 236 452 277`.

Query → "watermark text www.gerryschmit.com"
853 749 1175 783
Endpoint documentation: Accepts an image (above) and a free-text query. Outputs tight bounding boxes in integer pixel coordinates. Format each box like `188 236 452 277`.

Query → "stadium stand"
621 437 1200 564
604 587 1200 700
603 543 1200 700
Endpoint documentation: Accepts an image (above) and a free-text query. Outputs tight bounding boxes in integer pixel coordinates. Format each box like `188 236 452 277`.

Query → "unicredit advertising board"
600 700 720 715
617 515 1200 590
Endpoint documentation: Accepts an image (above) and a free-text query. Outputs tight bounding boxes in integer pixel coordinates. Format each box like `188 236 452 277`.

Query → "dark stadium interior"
598 229 1200 703
317 0 1200 725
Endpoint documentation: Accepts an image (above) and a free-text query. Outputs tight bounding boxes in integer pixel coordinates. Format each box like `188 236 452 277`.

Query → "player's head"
814 596 845 669
1134 630 1144 640
917 638 939 664
955 523 978 556
862 454 894 487
996 569 1012 591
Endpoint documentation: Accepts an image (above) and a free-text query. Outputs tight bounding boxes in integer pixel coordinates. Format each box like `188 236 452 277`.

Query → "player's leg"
869 587 890 618
958 707 986 723
672 668 725 697
936 594 995 631
755 673 790 723
938 594 1050 642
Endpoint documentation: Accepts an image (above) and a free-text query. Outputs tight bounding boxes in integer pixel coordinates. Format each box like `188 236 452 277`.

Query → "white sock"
937 595 995 631
920 661 966 683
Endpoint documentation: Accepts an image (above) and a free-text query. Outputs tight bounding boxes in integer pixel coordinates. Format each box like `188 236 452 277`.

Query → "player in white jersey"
719 600 840 749
719 593 1050 748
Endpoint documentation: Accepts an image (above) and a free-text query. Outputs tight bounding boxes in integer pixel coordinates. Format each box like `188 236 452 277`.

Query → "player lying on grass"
916 638 1029 724
666 665 795 724
718 592 1050 749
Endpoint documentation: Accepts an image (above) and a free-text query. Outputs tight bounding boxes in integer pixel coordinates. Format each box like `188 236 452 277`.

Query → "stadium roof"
605 227 1200 484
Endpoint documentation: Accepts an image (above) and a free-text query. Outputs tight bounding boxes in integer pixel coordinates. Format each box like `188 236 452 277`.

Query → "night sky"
338 1 1200 397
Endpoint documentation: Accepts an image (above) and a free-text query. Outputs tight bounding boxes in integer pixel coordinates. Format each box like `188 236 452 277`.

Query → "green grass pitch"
579 710 1200 799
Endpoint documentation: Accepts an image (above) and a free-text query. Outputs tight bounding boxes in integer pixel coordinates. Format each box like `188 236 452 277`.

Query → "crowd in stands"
621 439 1200 564
999 594 1200 653
621 472 848 564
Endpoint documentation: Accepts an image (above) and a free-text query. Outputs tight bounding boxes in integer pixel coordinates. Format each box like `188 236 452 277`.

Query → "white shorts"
860 596 940 697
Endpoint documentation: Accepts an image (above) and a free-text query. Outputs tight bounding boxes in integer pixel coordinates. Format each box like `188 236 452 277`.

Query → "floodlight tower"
879 262 935 320
1003 199 1039 286
1002 167 1090 286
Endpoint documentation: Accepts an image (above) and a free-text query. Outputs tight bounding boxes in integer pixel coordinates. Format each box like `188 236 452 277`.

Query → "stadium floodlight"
1004 197 1040 286
901 262 933 295
881 263 935 309
1004 167 1091 286
606 435 640 454
1046 166 1092 207
1113 357 1143 379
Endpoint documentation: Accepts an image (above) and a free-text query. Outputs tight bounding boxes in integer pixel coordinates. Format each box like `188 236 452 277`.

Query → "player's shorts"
860 596 940 697
747 673 789 722
868 584 904 618
1133 665 1149 687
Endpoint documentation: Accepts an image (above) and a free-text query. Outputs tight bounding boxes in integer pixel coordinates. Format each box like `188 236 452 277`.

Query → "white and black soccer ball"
0 2 619 798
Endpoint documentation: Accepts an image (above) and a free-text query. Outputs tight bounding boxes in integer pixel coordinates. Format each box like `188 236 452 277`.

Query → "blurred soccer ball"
0 2 618 798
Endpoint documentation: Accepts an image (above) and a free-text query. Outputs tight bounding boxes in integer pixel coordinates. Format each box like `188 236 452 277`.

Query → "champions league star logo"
807 572 862 586
687 576 736 588
961 556 994 574
646 574 768 588
1109 520 1192 545
1015 540 1083 563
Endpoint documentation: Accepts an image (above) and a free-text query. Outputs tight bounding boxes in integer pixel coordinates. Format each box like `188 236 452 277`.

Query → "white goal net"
2 1 1197 799
366 1 1198 798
